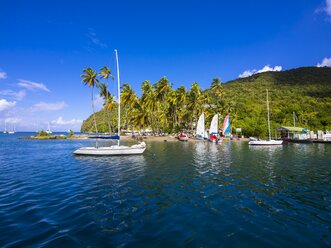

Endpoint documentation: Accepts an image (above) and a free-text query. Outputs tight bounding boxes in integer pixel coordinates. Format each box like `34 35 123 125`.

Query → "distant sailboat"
249 90 283 145
209 114 220 143
46 123 52 134
74 49 146 155
3 121 8 134
8 124 15 134
196 113 206 140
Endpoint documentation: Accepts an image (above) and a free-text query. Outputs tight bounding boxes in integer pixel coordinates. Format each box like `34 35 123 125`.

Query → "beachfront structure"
277 126 309 140
317 130 331 141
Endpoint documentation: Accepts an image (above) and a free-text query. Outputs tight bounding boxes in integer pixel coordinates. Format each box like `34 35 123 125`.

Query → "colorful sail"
196 113 205 139
222 114 231 136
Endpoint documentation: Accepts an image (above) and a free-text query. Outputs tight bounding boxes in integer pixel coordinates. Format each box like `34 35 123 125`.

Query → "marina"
1 1 331 247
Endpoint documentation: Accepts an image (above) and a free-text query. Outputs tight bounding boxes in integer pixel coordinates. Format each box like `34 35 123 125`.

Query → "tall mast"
115 49 121 144
266 89 271 140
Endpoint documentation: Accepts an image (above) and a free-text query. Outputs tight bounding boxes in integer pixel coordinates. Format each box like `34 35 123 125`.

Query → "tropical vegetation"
81 66 331 138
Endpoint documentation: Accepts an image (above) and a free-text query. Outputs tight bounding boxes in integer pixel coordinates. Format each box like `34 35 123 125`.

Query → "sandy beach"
24 133 248 142
120 135 248 142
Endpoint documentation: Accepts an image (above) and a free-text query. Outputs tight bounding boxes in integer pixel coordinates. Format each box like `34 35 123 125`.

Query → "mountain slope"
222 67 331 136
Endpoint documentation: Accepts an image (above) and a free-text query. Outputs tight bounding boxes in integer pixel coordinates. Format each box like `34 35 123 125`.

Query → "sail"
196 113 205 138
209 114 218 134
222 115 231 136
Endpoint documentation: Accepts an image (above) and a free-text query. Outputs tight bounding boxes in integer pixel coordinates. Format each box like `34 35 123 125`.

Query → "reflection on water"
0 135 330 247
193 142 237 178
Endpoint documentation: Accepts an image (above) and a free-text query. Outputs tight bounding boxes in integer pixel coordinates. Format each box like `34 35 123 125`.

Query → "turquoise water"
0 133 330 247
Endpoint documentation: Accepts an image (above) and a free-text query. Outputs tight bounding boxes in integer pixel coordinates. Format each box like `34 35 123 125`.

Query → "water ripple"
0 135 330 247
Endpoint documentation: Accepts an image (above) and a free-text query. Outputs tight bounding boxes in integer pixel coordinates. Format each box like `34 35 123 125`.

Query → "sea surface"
0 133 330 247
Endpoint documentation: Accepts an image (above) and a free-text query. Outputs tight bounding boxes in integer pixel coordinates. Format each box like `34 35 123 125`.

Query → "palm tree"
188 82 201 130
141 80 156 134
210 77 224 114
154 77 171 133
98 66 113 133
211 77 222 98
81 67 99 133
98 82 114 133
121 83 138 131
105 93 115 111
176 86 187 129
167 89 178 131
131 101 149 131
98 82 110 100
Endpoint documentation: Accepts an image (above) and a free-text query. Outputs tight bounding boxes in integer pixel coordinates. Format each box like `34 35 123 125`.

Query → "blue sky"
0 0 331 131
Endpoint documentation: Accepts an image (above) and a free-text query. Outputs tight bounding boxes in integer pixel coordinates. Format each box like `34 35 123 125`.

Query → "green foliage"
224 67 331 137
38 130 49 137
81 67 331 137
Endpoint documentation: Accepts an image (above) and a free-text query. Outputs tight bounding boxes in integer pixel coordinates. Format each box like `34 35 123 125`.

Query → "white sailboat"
3 121 8 134
208 114 220 143
249 89 283 145
196 113 206 140
8 128 15 134
46 122 52 134
8 123 15 134
74 49 146 155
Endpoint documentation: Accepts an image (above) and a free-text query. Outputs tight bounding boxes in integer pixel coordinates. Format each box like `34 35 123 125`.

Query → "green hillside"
222 67 331 136
81 66 331 137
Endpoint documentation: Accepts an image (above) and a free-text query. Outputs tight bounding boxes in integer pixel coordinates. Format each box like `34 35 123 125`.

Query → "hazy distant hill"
81 67 331 136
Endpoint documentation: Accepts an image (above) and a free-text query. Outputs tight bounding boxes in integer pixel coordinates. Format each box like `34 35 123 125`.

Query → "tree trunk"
106 80 111 134
106 106 111 134
150 112 155 136
91 88 98 133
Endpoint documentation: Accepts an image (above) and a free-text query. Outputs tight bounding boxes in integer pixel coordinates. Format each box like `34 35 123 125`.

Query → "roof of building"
277 126 309 132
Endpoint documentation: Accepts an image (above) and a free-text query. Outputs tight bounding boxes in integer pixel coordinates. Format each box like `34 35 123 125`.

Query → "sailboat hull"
248 140 283 145
195 135 205 140
73 143 146 155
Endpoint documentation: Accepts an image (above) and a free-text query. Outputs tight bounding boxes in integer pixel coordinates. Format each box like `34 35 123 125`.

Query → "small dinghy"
178 133 189 141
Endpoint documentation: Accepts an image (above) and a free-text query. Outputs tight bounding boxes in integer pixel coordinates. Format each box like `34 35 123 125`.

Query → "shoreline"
99 135 249 142
22 134 249 142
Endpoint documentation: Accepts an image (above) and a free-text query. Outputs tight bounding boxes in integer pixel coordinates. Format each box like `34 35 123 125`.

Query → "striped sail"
222 115 231 135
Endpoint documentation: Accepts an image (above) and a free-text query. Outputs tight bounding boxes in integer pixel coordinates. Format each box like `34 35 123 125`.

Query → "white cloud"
17 79 50 92
326 0 331 16
317 57 331 67
0 71 7 79
5 117 21 124
238 65 282 78
86 29 107 48
30 101 67 112
50 116 83 131
0 99 16 111
51 116 82 125
238 70 256 78
0 90 26 100
316 0 331 18
94 94 104 111
256 65 282 73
